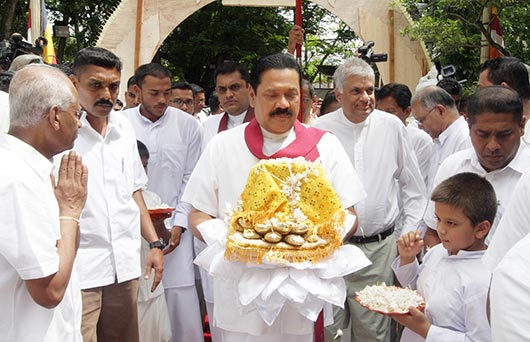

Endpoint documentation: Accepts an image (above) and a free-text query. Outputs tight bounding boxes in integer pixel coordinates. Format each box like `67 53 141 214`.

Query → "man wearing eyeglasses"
201 60 254 150
169 81 195 115
411 86 470 193
123 62 204 342
1 63 87 342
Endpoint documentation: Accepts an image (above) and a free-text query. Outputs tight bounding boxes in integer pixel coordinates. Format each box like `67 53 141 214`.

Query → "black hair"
376 83 412 111
0 70 14 92
431 172 497 226
127 75 138 88
436 78 463 98
479 57 530 100
137 140 150 160
249 53 301 92
214 60 250 84
134 63 172 87
467 85 523 125
73 47 122 75
320 90 339 115
209 91 221 113
172 81 194 94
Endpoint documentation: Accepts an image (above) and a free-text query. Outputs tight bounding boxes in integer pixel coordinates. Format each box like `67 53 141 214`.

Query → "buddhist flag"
489 6 504 59
28 0 56 64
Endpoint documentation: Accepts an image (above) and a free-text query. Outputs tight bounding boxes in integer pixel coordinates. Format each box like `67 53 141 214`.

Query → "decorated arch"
97 0 431 91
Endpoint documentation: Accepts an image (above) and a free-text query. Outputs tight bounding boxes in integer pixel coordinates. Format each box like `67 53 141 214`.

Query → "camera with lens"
357 41 388 64
0 33 47 70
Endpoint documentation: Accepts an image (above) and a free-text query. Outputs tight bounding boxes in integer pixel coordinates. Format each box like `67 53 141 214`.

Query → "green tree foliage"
399 0 530 92
157 3 294 89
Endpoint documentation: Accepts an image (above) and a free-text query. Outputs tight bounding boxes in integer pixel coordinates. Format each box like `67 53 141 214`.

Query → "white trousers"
164 286 203 342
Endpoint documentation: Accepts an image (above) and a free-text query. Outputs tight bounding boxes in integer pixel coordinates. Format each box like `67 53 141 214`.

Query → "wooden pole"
295 0 303 122
388 9 395 83
134 0 144 70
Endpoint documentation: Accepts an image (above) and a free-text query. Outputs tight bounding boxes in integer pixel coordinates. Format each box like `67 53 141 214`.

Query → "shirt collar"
469 143 530 175
444 248 486 260
438 115 466 145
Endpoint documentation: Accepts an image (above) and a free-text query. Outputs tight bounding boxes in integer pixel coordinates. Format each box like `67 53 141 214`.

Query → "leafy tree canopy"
399 0 530 93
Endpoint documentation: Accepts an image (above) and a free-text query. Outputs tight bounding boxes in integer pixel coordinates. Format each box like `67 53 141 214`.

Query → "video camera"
357 41 388 64
0 33 47 70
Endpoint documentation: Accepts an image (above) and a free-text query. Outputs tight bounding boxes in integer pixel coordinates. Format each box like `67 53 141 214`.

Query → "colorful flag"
28 0 56 64
41 0 57 64
489 6 504 59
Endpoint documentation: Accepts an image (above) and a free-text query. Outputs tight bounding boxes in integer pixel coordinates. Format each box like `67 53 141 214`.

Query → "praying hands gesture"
397 229 423 266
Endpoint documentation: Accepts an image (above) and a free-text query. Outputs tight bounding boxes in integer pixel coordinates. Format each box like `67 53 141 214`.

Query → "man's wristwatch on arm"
149 238 166 250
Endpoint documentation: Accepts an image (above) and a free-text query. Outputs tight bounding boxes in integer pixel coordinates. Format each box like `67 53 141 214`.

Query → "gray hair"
333 57 375 92
411 85 456 111
9 64 76 128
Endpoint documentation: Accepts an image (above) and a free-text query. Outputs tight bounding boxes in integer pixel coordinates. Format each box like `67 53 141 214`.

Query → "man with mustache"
70 47 164 342
182 53 365 341
313 56 427 342
1 64 87 341
123 63 203 342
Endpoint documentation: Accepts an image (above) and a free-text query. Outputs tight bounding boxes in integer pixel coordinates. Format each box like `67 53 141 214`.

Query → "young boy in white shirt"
390 172 496 342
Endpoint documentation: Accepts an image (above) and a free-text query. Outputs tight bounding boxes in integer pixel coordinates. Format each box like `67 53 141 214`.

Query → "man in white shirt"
124 63 203 342
70 47 164 342
376 82 432 190
169 81 195 115
411 85 471 193
201 61 254 149
313 57 427 342
490 228 530 340
424 86 529 250
183 53 365 341
0 64 87 341
0 89 9 132
477 56 530 147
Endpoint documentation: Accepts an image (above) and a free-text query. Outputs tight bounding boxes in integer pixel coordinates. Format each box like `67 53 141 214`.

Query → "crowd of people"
1 25 530 342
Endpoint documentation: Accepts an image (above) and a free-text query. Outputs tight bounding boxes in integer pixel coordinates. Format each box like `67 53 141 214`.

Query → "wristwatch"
149 238 166 250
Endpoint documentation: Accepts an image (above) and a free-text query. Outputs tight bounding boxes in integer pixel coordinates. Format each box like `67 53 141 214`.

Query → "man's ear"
475 220 491 240
334 88 343 104
132 84 142 102
520 115 526 136
248 85 256 108
69 74 78 86
47 105 61 131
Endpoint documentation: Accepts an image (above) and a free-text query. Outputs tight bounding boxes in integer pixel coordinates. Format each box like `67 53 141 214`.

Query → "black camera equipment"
358 41 388 64
0 33 47 70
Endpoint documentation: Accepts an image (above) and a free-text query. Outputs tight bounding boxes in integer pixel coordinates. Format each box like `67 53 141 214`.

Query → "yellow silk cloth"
226 158 345 264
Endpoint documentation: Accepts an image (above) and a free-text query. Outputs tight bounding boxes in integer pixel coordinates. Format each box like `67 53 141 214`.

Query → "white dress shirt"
406 125 433 189
70 112 147 289
201 110 248 151
427 116 471 193
490 232 530 341
0 90 9 133
181 123 365 337
483 170 530 271
393 245 491 342
424 145 530 244
0 134 82 341
313 108 427 236
123 106 202 288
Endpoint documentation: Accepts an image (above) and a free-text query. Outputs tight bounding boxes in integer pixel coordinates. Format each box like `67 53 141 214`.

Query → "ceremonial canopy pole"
134 0 144 70
295 0 304 123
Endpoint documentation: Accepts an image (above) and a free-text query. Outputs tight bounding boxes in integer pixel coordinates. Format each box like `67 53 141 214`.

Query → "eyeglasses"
414 106 437 125
216 83 243 95
60 108 87 121
171 98 194 106
75 109 87 121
